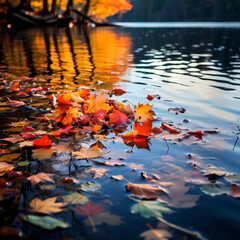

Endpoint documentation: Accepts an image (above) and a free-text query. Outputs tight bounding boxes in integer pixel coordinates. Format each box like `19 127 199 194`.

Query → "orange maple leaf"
135 104 155 122
57 93 72 105
86 92 111 113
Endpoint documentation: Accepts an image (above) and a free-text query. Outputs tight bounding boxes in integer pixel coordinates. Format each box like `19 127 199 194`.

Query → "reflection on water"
0 26 132 88
1 24 240 240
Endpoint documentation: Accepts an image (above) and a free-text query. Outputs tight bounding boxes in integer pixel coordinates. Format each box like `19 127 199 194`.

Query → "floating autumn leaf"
63 193 89 205
93 109 107 124
27 173 54 185
123 121 152 148
126 182 167 199
131 200 173 219
115 102 134 116
0 153 21 162
128 163 144 170
200 183 229 196
109 110 128 127
79 181 101 192
22 215 68 230
161 122 180 134
10 81 19 91
84 211 124 226
0 162 14 176
224 174 240 183
32 135 52 147
71 201 104 216
111 175 124 181
86 92 111 113
146 94 161 101
1 134 23 143
55 107 79 126
104 159 125 166
140 229 172 240
188 131 204 139
32 147 57 160
0 226 21 239
29 197 67 214
168 107 186 114
135 104 155 122
72 146 101 159
85 167 107 179
110 88 126 96
0 188 19 200
229 184 240 198
57 92 72 105
93 124 102 133
7 100 25 107
203 165 226 177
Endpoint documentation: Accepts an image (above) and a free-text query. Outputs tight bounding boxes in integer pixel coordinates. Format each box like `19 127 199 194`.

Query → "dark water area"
0 24 240 240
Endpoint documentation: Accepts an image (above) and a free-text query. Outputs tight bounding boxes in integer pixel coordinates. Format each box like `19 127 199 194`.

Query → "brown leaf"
85 167 107 179
0 162 14 176
111 175 124 181
126 182 166 199
27 173 54 185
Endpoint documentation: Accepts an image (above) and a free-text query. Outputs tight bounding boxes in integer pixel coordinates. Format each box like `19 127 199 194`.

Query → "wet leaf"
86 92 111 113
168 107 186 114
111 175 124 181
27 173 54 185
0 226 21 239
188 131 204 139
85 167 107 179
0 153 21 162
30 197 67 214
104 159 125 166
110 88 126 96
126 182 166 199
0 162 14 176
17 161 30 167
109 110 128 127
140 229 172 240
32 148 57 160
203 165 226 177
128 163 144 170
57 93 72 105
131 200 173 219
0 188 19 200
230 184 240 198
32 135 52 147
72 147 101 159
19 141 34 148
135 104 155 122
80 181 101 192
63 193 89 205
1 134 23 143
161 122 180 134
8 100 25 107
84 211 124 226
201 183 229 196
23 215 68 230
93 109 107 124
225 174 240 183
71 201 104 216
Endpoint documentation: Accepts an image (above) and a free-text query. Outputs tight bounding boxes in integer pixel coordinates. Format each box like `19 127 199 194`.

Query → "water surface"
0 24 240 240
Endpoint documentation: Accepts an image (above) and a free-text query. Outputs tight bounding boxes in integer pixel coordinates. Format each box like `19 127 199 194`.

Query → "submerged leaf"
23 215 68 230
85 167 107 179
201 183 229 196
84 211 124 226
80 181 101 192
71 201 104 216
127 182 166 199
63 193 89 205
27 173 54 185
140 229 172 240
131 200 173 219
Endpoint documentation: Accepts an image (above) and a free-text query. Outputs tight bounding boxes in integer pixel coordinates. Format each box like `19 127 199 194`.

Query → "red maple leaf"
109 110 128 127
32 135 52 147
71 201 104 216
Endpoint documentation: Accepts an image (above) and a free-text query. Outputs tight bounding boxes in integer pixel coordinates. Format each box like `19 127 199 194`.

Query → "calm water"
0 23 240 240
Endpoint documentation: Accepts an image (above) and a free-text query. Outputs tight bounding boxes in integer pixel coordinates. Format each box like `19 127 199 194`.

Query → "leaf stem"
87 214 97 232
156 217 205 240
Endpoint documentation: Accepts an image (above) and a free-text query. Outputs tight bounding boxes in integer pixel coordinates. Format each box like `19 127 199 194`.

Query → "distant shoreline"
113 22 240 28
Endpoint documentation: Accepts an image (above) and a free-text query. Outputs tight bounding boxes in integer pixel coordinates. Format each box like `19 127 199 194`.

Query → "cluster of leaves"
0 75 235 240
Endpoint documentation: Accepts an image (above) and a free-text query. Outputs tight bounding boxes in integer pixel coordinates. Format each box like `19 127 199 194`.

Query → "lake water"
0 23 240 240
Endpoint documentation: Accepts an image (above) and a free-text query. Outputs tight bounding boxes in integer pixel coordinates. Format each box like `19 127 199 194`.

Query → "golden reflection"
0 26 132 89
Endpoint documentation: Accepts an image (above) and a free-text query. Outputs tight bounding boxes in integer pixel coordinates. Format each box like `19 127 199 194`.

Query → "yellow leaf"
86 92 111 113
135 104 155 122
30 197 67 214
